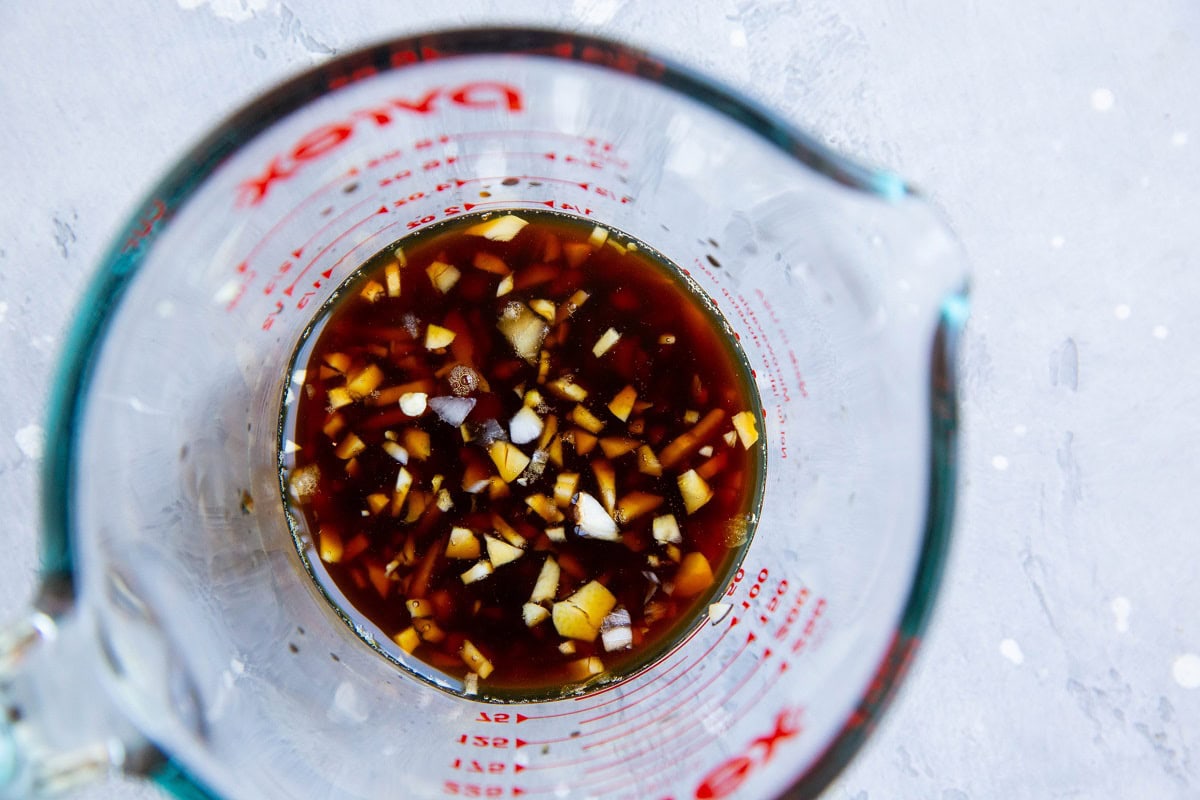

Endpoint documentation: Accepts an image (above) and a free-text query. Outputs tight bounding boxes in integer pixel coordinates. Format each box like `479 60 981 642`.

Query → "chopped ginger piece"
636 445 663 477
334 433 366 460
466 214 528 242
345 364 384 398
384 262 401 297
552 580 617 641
318 527 343 563
677 469 714 514
530 557 560 604
570 405 605 434
360 279 385 302
394 626 420 654
566 656 605 680
673 552 715 598
592 327 621 357
523 603 550 627
489 441 531 483
731 410 760 448
426 260 461 293
485 535 524 567
446 527 481 559
425 324 457 350
615 491 664 524
608 385 637 421
460 639 495 678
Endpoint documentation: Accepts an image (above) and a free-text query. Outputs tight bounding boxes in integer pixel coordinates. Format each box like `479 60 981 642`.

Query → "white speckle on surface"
230 658 245 675
15 424 44 460
284 439 301 454
1090 87 1115 111
1111 596 1131 633
291 369 306 385
1152 325 1169 340
1013 424 1028 436
730 27 748 47
1114 304 1131 320
1000 639 1024 665
0 300 8 323
213 279 240 305
1050 235 1065 249
571 0 618 25
992 455 1010 471
176 0 274 23
330 680 369 723
1173 653 1200 689
1171 131 1188 146
155 300 175 318
285 386 296 405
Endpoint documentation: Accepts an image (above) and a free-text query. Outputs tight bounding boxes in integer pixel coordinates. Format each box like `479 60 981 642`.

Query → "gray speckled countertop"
2 2 1198 798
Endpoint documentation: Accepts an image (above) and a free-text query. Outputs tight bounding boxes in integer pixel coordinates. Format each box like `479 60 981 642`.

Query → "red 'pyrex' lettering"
694 707 804 799
237 82 524 207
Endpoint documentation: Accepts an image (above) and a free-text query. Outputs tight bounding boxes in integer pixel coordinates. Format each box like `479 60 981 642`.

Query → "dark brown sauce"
281 210 764 699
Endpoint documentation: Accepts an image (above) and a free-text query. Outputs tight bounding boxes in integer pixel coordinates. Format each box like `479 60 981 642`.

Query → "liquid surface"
281 210 763 699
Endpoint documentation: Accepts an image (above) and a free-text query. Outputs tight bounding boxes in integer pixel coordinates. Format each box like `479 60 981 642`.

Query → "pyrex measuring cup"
0 28 967 800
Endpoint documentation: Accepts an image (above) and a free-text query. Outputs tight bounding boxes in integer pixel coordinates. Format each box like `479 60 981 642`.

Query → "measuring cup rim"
39 26 954 800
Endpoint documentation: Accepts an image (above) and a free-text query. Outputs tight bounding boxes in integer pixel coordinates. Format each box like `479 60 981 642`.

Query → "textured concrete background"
1 1 1198 798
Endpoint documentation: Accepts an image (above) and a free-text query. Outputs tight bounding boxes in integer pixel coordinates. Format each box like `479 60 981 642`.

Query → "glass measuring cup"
0 27 967 800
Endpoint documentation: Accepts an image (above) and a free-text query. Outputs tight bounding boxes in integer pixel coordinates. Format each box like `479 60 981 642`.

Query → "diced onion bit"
600 607 633 652
707 603 733 625
429 395 476 426
652 514 684 544
283 211 763 692
509 405 544 444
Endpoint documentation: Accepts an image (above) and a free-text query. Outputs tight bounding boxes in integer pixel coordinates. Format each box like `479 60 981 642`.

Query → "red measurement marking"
692 706 804 799
581 628 738 727
238 83 523 206
584 631 756 747
283 204 389 295
282 196 378 285
517 654 692 725
449 175 590 190
230 169 363 311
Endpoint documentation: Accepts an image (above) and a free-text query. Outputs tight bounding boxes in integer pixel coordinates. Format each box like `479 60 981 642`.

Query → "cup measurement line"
582 629 757 749
514 661 710 750
235 167 363 272
514 654 690 725
578 621 737 726
566 645 791 788
283 193 379 268
547 608 712 708
283 202 390 294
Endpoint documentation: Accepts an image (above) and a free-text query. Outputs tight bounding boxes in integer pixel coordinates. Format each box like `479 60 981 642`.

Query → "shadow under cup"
47 29 966 800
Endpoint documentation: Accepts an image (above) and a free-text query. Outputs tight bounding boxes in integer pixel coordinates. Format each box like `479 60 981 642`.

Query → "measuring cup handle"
0 605 155 798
